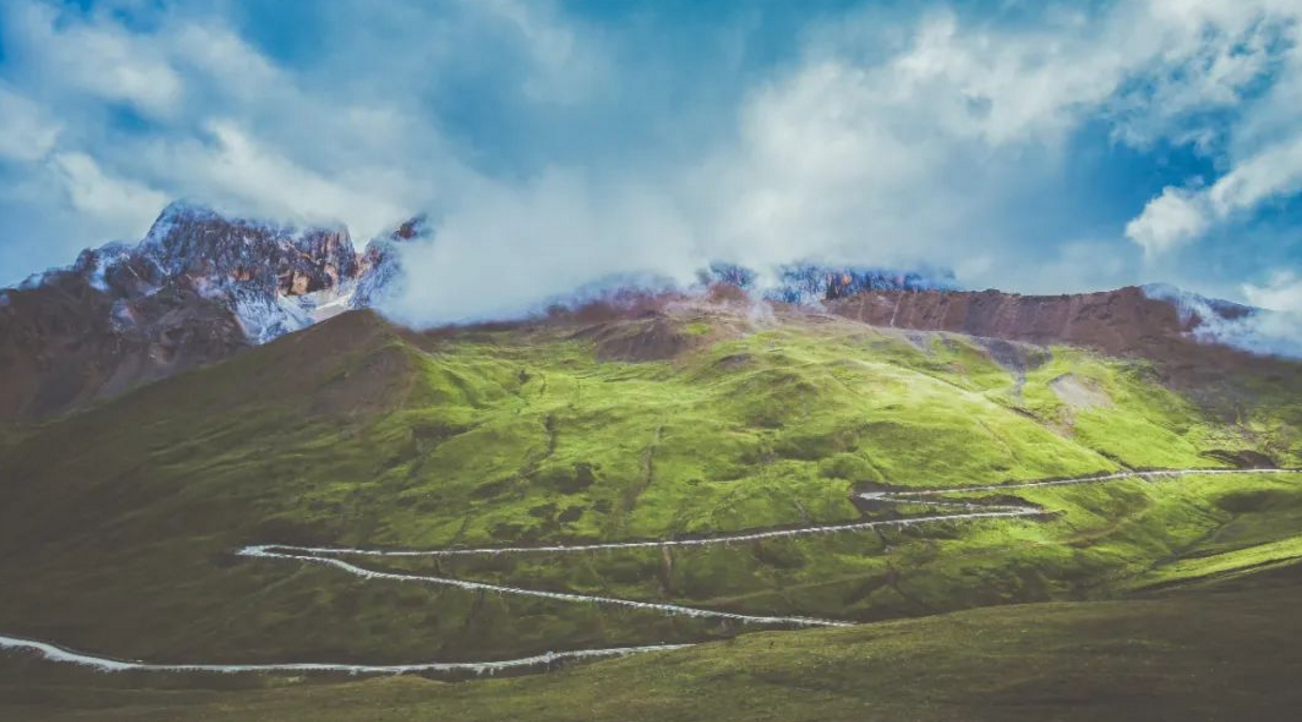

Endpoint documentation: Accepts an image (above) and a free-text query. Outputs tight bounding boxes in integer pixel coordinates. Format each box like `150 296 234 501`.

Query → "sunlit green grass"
0 308 1298 667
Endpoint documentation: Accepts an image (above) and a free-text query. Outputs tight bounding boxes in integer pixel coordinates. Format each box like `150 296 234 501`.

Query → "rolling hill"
1 291 1300 719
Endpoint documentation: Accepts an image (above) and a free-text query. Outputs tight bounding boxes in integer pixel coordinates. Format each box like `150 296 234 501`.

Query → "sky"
1 0 1301 325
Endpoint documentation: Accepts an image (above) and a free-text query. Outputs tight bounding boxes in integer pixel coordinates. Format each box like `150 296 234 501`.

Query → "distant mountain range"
0 201 1283 421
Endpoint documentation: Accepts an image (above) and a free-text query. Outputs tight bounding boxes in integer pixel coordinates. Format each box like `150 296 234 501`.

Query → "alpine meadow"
3 1 1302 721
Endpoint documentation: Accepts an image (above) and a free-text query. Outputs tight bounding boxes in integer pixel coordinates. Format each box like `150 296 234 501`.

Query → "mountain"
0 204 953 421
130 201 361 341
706 262 956 304
0 203 413 420
2 202 1292 423
822 283 1302 389
824 285 1248 356
0 290 1299 719
0 243 251 422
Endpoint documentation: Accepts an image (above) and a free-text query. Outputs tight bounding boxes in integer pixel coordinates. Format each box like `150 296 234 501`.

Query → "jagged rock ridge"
0 202 410 419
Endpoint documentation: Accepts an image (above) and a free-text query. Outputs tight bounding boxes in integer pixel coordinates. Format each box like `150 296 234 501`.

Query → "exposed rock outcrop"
0 267 248 420
826 286 1242 358
0 202 392 420
825 285 1302 404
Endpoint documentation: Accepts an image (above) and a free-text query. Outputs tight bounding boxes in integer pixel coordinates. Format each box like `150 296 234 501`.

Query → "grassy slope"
5 561 1302 722
0 306 1299 666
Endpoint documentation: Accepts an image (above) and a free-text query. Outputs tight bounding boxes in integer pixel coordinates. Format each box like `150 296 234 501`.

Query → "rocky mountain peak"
0 203 383 419
139 201 358 300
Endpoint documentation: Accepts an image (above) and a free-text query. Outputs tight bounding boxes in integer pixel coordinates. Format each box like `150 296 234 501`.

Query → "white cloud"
731 0 1302 273
384 0 1302 323
1148 280 1302 358
0 86 60 162
1208 132 1302 216
0 0 470 249
1123 0 1302 256
1245 271 1302 312
1128 131 1302 255
677 2 1238 285
1124 186 1212 257
466 0 607 104
0 0 620 289
386 169 700 324
47 152 168 236
1208 270 1302 357
5 1 185 117
2 0 1302 323
167 23 285 105
147 121 410 240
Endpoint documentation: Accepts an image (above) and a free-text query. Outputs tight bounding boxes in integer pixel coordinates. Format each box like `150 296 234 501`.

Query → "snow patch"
231 293 316 344
294 281 358 323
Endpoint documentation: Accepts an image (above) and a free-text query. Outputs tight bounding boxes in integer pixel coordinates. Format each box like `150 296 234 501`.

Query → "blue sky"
1 0 1300 321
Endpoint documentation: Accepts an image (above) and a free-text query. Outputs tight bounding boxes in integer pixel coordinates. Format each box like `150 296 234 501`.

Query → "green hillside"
6 557 1302 722
0 301 1299 673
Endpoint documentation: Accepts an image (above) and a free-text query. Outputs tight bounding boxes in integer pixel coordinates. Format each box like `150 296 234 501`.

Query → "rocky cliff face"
825 285 1258 362
0 202 401 420
0 266 248 420
131 202 365 341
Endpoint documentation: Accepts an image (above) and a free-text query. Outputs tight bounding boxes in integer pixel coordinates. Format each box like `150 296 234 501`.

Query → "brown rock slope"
828 286 1270 364
0 272 248 421
0 202 366 421
823 286 1302 427
828 287 1210 356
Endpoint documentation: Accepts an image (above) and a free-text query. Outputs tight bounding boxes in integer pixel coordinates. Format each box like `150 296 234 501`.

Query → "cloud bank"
0 0 1300 329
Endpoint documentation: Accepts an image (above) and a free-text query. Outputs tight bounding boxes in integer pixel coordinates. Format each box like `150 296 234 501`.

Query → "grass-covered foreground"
4 560 1302 722
0 298 1299 680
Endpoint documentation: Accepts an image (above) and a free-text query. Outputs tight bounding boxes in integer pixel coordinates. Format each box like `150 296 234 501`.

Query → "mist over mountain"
3 1 1302 323
0 202 956 418
2 201 1298 423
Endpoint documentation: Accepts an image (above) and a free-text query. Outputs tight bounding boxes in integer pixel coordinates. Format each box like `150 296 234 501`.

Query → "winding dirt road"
3 467 1297 676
